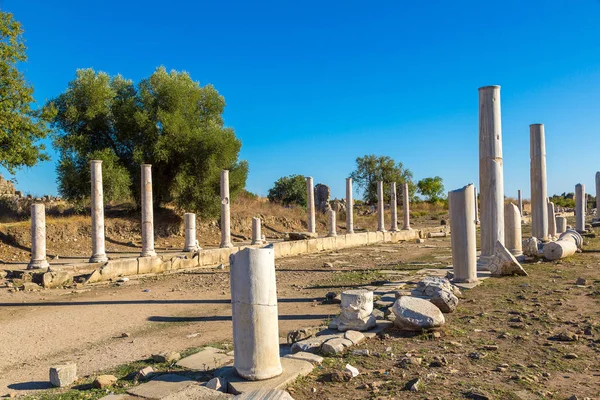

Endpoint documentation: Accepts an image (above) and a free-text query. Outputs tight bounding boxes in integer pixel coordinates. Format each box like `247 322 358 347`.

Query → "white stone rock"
49 363 77 387
343 330 365 345
522 237 540 257
344 364 360 378
206 377 226 392
486 241 528 277
430 290 458 313
321 338 353 355
391 296 445 331
330 289 376 332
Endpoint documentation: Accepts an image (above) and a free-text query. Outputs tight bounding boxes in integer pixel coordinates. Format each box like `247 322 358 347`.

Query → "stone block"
176 347 234 371
233 389 294 399
49 362 77 387
42 270 73 288
274 242 291 258
126 374 197 399
367 232 378 244
100 258 138 280
282 352 324 364
321 337 353 355
289 240 308 256
290 334 340 353
344 330 365 345
138 257 165 274
306 238 318 252
383 231 392 243
171 255 199 270
163 385 232 399
321 236 335 251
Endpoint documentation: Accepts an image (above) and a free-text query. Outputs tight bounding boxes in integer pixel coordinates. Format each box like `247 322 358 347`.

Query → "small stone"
216 264 225 270
352 349 370 357
152 352 181 363
548 332 578 342
392 296 445 331
92 375 117 389
416 238 425 243
323 262 333 268
398 357 423 368
321 338 352 355
206 377 226 392
575 277 587 286
344 364 359 378
469 352 487 360
325 292 341 304
483 345 498 351
49 363 77 387
344 330 365 345
406 377 421 392
121 332 130 338
136 366 154 380
429 356 448 367
564 353 578 359
465 388 491 400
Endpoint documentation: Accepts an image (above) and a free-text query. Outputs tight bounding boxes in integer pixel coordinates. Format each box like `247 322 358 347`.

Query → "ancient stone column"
327 210 337 237
596 171 600 215
547 200 557 238
474 185 480 225
402 182 411 230
530 124 548 241
220 170 233 248
390 182 399 231
517 190 523 216
376 181 386 232
28 203 49 269
345 178 354 234
183 213 199 252
504 203 523 257
230 247 282 380
89 160 108 263
306 177 316 234
251 217 263 245
543 230 582 260
556 216 567 234
449 184 477 283
478 86 505 265
140 164 156 257
575 183 586 233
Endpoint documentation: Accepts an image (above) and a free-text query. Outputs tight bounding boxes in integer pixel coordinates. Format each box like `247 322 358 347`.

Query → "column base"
389 228 399 232
141 250 157 257
250 240 263 246
402 227 413 231
327 233 337 237
27 259 49 269
376 229 387 233
183 246 199 252
89 254 108 263
220 243 234 249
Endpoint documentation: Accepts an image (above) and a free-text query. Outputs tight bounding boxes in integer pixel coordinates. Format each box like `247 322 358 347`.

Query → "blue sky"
3 0 600 200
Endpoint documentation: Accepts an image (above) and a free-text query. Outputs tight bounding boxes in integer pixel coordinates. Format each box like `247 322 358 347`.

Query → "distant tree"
349 155 414 204
0 12 54 173
267 175 307 206
47 67 248 218
417 176 445 203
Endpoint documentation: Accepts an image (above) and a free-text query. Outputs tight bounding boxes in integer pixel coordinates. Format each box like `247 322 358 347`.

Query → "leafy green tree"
47 67 247 218
267 175 307 206
349 155 414 204
0 11 53 173
417 176 445 203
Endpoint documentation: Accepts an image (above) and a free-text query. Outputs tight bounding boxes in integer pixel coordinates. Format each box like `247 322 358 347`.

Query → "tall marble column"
327 210 337 237
478 85 505 265
90 160 108 263
28 203 49 269
376 181 386 232
575 183 586 233
402 182 411 230
530 124 548 241
390 182 399 232
183 213 199 252
251 217 263 245
220 170 233 248
345 178 354 234
306 177 316 234
517 190 523 216
504 203 523 257
596 172 600 215
474 185 480 225
547 200 557 238
449 184 477 283
140 164 156 257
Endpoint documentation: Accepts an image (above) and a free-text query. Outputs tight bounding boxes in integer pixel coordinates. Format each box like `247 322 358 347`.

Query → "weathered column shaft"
230 247 282 380
575 183 586 232
596 171 600 214
90 160 108 263
251 217 263 245
556 216 567 234
530 124 548 240
547 201 557 238
390 182 398 231
474 185 480 224
479 86 505 261
220 170 233 248
402 182 411 230
449 184 477 283
376 181 386 232
504 203 523 256
28 203 49 269
327 210 337 237
346 178 354 234
141 164 156 257
183 213 198 252
306 177 316 234
517 190 523 216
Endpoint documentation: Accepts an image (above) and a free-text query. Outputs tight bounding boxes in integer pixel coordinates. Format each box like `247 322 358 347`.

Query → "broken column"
576 183 586 233
517 190 523 216
402 182 411 230
327 210 337 237
376 181 386 232
504 202 523 257
390 182 399 231
140 164 156 257
183 213 199 252
28 203 49 269
547 201 557 238
543 230 583 261
478 85 505 265
89 160 108 263
329 289 376 331
251 217 263 245
306 177 316 234
530 123 548 241
230 247 282 380
346 178 354 234
220 170 233 248
449 184 477 283
556 216 567 234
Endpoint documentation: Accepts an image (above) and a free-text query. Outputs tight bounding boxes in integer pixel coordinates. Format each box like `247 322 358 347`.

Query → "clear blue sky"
4 0 600 200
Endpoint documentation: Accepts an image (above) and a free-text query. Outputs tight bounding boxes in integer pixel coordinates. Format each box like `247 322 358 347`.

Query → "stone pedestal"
28 203 49 269
251 217 263 245
376 181 386 232
345 178 354 234
504 202 523 257
306 177 316 234
517 190 523 216
530 124 548 240
327 210 337 237
329 289 376 331
183 213 199 252
556 216 567 234
90 160 108 263
547 201 557 238
140 164 156 257
478 86 505 265
575 183 586 233
402 182 411 230
449 184 477 283
390 182 399 231
220 170 233 248
230 247 282 380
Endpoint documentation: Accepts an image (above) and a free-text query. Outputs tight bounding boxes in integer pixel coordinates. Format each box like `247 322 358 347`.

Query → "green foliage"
550 193 575 208
0 12 54 173
417 176 445 202
47 67 247 218
267 174 307 206
349 155 414 204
